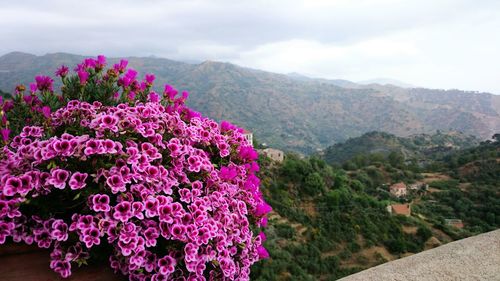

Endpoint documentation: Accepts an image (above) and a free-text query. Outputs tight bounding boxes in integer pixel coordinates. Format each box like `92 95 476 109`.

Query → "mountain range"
0 52 499 154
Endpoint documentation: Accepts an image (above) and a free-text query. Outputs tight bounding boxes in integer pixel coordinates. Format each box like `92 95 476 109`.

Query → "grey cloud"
1 0 498 54
0 0 499 93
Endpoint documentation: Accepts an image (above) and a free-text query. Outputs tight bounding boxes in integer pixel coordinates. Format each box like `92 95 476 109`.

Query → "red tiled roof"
450 222 464 228
391 204 411 216
390 182 406 190
446 219 464 229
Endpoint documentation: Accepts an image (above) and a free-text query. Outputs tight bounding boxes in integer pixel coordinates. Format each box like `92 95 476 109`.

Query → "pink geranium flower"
0 55 270 280
92 194 110 212
68 172 88 190
48 169 70 189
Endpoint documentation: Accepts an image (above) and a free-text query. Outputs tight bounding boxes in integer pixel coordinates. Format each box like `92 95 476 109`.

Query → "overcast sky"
0 0 499 93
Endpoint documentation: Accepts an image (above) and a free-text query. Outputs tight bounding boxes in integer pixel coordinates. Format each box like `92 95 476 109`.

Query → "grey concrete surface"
339 229 500 281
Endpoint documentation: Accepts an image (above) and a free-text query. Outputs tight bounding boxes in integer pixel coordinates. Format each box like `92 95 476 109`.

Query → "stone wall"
339 229 500 281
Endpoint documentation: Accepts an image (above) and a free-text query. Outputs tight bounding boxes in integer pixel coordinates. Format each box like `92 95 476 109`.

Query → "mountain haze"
0 52 499 153
357 78 415 88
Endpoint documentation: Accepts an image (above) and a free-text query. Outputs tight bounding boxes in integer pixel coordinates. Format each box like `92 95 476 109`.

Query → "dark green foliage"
428 180 460 190
253 137 499 280
416 226 432 242
280 154 313 182
0 89 10 98
253 155 426 280
415 183 499 236
413 139 500 236
322 131 479 166
275 224 295 239
388 151 404 168
62 74 121 105
304 172 326 196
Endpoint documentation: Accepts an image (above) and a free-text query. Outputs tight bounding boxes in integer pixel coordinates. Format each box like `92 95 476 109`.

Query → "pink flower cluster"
0 57 270 280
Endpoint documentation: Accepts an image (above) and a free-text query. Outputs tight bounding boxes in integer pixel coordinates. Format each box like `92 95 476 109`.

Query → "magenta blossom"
35 75 54 92
144 74 155 85
219 166 238 181
82 227 100 248
149 92 159 103
3 177 21 196
114 59 128 73
158 255 176 275
51 220 69 241
163 84 178 100
41 106 51 118
29 83 38 94
55 65 69 77
2 100 13 112
48 169 70 189
113 201 132 222
0 128 10 142
257 245 269 259
68 172 87 190
92 194 110 212
0 56 270 280
255 202 272 217
99 114 119 131
77 70 89 85
106 175 126 193
0 222 14 244
96 55 106 69
51 260 71 278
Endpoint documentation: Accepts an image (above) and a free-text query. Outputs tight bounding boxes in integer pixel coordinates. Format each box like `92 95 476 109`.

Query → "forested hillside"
322 131 479 165
252 136 499 280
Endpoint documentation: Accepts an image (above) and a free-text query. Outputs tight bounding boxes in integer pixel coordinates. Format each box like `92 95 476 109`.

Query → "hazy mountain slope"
357 78 415 88
0 52 498 153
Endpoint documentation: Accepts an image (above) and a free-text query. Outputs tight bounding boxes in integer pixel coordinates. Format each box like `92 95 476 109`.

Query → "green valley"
252 134 499 280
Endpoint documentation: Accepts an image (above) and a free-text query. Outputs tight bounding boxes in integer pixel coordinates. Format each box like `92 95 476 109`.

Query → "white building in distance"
259 148 285 163
243 131 253 147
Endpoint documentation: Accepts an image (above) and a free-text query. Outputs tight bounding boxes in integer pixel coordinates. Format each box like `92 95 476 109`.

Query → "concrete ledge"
339 229 500 281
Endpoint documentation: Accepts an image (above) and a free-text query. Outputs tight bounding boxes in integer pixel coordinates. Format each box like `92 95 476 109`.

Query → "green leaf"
47 161 56 169
73 192 81 200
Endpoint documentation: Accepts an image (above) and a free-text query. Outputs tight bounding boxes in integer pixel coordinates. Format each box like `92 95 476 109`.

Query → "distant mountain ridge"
1 52 499 153
357 78 415 88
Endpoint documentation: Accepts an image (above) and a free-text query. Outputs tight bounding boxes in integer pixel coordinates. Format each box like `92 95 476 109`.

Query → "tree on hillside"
304 172 326 195
0 89 11 98
492 133 500 143
388 151 405 168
